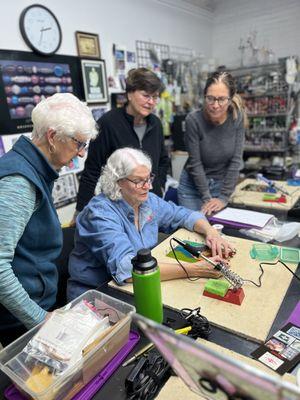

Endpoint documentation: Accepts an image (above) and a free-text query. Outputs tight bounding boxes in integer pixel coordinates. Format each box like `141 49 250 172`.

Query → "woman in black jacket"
73 68 169 220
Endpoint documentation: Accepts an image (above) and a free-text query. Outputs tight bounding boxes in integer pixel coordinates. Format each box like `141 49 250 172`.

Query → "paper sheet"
212 207 274 228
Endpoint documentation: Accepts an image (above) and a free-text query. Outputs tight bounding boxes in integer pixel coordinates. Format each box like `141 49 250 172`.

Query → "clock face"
20 5 62 55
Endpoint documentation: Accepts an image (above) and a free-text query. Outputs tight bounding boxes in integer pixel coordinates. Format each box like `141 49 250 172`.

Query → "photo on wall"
81 59 108 103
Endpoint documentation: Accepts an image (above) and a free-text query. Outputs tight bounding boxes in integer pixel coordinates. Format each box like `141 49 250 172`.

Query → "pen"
122 326 192 367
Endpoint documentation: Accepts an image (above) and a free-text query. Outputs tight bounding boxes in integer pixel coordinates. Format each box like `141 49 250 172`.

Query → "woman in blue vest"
0 93 98 346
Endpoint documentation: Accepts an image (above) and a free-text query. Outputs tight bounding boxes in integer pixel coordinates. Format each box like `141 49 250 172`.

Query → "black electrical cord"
180 307 211 339
126 348 171 400
242 262 264 287
170 238 300 287
169 238 202 281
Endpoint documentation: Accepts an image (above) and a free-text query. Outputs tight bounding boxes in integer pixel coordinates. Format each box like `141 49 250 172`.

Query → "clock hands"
39 27 52 45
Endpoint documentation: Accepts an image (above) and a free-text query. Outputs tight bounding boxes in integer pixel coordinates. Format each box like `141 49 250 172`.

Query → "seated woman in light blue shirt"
67 148 234 301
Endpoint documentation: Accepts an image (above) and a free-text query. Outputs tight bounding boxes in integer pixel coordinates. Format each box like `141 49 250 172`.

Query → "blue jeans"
177 169 222 211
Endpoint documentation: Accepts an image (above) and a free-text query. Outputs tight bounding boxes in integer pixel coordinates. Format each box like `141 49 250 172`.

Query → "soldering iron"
172 237 244 291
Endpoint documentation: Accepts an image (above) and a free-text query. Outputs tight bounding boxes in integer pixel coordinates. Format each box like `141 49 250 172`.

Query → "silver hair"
31 93 98 141
96 147 152 200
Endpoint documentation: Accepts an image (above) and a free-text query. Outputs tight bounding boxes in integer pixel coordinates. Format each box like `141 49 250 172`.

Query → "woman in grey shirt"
178 71 247 215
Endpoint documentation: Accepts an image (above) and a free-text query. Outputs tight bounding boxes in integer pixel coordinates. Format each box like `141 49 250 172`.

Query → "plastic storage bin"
0 290 135 400
280 247 300 264
250 243 279 261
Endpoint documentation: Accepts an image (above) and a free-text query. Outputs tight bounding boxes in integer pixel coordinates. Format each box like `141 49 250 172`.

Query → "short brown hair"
126 68 164 94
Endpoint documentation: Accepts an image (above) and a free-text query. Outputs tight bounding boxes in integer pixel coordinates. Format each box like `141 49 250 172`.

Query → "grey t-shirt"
134 124 147 145
184 109 245 203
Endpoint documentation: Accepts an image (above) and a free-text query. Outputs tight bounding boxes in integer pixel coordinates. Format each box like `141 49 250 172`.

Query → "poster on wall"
89 105 108 122
81 59 108 103
59 156 84 176
1 132 31 153
52 172 78 209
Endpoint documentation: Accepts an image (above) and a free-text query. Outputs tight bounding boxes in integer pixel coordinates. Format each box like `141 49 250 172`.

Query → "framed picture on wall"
81 59 108 103
75 31 101 58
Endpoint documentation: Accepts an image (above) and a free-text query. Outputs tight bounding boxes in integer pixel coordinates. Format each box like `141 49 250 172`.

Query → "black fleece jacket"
76 107 169 211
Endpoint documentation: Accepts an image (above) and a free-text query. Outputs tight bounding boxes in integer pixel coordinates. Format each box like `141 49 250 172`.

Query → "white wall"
1 0 299 87
0 0 213 77
212 0 300 68
0 0 213 224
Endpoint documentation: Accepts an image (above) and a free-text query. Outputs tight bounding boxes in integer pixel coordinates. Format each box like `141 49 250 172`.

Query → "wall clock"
19 4 62 55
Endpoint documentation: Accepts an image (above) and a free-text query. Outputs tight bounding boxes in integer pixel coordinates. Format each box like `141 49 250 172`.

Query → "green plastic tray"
250 243 279 261
280 247 300 264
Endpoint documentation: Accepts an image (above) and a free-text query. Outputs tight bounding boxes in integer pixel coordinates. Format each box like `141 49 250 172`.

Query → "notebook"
210 207 274 229
133 314 300 400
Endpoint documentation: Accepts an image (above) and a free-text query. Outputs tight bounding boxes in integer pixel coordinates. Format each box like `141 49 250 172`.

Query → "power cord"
125 307 211 399
169 238 202 281
170 238 300 287
181 307 211 339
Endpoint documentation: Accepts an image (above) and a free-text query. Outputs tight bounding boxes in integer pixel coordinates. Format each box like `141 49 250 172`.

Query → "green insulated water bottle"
131 248 163 323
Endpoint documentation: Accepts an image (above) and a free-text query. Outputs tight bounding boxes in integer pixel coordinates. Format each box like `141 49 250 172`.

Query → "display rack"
136 40 170 68
229 62 293 172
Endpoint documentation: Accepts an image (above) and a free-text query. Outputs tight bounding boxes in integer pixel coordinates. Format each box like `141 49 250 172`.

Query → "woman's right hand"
193 255 227 278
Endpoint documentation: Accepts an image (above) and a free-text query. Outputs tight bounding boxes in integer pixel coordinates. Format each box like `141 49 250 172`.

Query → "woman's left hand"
201 198 226 216
205 229 234 258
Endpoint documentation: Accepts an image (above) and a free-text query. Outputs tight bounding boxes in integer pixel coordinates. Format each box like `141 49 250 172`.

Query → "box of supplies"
0 290 135 400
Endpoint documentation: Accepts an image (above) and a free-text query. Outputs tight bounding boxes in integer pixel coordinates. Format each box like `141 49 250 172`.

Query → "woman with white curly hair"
67 147 234 301
0 93 98 346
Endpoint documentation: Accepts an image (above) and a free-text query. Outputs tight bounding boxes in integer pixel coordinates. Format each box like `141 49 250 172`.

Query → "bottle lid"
131 248 157 272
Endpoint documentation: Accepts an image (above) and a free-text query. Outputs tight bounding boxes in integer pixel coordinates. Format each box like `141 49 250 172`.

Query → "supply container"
250 243 279 261
0 290 135 400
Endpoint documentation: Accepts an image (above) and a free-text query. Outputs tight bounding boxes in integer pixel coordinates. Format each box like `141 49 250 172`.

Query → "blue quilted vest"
0 136 62 327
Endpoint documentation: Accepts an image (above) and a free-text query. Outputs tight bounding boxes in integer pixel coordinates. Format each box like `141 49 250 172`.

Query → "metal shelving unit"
229 62 292 172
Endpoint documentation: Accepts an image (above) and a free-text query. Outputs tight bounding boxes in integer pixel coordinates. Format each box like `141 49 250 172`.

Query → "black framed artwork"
0 50 84 135
81 59 108 103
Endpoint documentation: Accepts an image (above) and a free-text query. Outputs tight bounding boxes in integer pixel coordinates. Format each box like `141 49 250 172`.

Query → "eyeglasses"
205 95 231 106
125 173 155 189
71 137 88 152
139 91 160 103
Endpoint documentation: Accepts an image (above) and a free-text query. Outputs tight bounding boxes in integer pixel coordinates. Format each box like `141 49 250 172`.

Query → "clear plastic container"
250 243 279 261
280 247 300 264
0 290 135 400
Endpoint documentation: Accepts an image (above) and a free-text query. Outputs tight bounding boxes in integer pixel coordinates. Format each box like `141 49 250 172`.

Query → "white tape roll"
213 224 224 234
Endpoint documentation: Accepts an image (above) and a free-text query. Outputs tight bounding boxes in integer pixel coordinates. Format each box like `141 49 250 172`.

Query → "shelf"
244 148 288 154
229 62 292 167
247 113 288 117
241 91 287 98
248 129 286 133
229 63 282 76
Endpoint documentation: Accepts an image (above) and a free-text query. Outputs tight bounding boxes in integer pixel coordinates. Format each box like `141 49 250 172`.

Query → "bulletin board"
230 178 300 211
109 229 298 343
